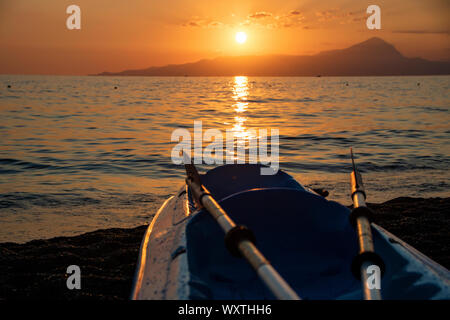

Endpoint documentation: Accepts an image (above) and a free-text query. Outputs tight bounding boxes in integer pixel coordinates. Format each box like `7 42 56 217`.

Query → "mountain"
97 37 450 76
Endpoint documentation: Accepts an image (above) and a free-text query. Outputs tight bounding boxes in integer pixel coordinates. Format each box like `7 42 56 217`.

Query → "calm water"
0 75 449 242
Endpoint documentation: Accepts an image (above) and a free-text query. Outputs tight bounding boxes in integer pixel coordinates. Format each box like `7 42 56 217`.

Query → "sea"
0 75 449 243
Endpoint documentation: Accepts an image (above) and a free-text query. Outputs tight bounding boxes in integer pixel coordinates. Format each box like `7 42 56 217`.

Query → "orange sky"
0 0 449 75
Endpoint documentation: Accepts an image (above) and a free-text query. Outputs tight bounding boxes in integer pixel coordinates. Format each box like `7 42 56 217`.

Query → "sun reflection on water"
231 76 250 139
229 76 261 163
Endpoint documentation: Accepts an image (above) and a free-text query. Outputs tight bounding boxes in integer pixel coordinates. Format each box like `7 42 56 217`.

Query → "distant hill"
96 37 450 76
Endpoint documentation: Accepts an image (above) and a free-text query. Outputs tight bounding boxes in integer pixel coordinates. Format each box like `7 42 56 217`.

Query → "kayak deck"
132 164 450 300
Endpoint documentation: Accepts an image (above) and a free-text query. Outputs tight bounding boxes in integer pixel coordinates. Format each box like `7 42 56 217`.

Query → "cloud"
208 21 223 27
273 11 305 28
182 18 223 28
179 8 383 30
315 10 338 22
248 12 272 19
314 9 366 25
246 11 301 28
392 30 450 35
181 10 305 29
186 21 200 27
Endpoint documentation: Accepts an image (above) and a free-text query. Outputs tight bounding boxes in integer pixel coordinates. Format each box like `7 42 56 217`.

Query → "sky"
0 0 449 75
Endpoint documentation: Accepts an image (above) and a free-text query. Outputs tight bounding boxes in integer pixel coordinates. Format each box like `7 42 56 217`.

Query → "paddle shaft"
186 178 300 300
351 188 382 300
350 151 383 300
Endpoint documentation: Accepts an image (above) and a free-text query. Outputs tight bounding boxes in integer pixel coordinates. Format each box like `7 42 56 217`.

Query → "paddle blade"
183 152 202 187
350 148 365 197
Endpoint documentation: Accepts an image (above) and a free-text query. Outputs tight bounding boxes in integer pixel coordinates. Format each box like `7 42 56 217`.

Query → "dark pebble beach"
0 197 448 300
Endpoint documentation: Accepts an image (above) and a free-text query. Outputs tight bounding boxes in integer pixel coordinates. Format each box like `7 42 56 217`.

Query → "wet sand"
0 197 448 300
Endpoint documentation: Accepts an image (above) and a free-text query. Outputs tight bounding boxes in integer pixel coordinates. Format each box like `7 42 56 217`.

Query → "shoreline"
0 196 448 300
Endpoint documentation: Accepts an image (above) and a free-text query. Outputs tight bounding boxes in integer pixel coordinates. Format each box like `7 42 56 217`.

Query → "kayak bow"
131 164 450 300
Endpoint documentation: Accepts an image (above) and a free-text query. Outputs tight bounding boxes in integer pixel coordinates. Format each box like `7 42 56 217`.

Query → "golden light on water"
234 101 247 113
233 76 249 113
231 76 249 139
232 116 247 138
231 76 256 145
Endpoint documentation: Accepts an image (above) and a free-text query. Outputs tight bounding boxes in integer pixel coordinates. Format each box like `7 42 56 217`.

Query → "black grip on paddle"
351 251 385 279
224 225 256 257
351 189 366 201
349 206 373 228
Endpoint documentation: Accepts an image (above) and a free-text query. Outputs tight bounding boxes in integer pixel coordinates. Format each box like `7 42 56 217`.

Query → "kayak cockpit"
186 187 361 299
200 164 306 201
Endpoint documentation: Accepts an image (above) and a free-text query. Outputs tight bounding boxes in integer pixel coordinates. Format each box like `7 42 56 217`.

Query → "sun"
235 32 247 44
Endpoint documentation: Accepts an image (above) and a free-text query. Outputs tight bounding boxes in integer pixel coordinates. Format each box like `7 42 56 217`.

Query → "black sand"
0 197 448 300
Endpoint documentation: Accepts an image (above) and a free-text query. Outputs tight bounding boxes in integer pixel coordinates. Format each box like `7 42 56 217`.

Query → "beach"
0 196 448 300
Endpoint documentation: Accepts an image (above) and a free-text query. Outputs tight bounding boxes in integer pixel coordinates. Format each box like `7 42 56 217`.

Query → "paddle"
349 148 385 300
183 154 300 300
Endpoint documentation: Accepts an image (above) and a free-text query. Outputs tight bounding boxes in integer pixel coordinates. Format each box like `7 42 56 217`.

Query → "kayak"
131 164 450 300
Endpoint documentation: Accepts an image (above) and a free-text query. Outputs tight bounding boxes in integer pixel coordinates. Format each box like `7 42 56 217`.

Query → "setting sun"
235 32 247 44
